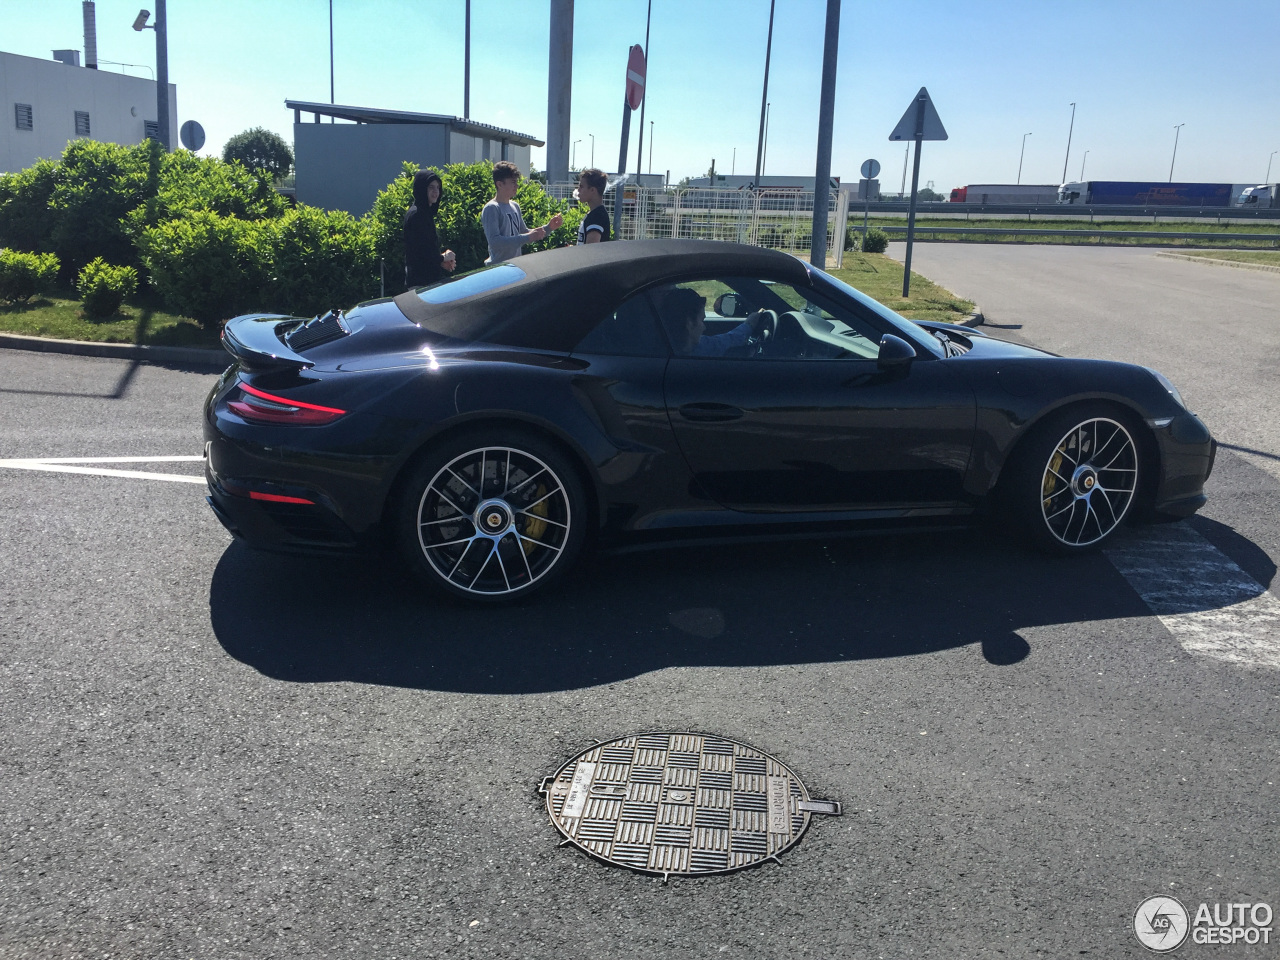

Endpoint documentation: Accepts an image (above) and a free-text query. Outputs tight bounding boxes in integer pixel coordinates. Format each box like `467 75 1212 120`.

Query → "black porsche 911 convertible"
204 239 1214 602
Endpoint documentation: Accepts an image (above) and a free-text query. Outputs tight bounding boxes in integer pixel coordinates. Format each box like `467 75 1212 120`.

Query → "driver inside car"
661 287 772 358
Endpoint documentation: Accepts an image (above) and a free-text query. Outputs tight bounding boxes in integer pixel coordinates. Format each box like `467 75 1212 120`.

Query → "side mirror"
877 333 916 372
712 292 739 317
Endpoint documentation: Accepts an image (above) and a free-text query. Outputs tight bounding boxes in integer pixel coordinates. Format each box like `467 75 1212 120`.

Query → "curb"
958 306 984 327
1155 253 1280 275
0 332 228 370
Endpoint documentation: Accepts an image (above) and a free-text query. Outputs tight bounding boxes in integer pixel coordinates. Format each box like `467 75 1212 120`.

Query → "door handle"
678 402 744 422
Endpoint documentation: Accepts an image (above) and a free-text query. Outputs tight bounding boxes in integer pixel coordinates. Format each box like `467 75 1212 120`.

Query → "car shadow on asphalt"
208 516 1272 694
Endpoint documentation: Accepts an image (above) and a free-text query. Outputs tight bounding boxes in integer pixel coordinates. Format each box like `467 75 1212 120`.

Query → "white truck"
1235 184 1280 208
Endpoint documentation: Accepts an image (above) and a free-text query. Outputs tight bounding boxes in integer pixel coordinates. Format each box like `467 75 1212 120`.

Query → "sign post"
614 44 646 237
859 158 880 250
889 87 947 296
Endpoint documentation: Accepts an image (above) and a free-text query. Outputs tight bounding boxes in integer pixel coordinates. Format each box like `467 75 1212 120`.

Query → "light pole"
648 120 653 175
732 146 736 175
572 139 580 168
1017 132 1031 184
1061 102 1075 183
754 0 776 186
589 133 594 168
1267 150 1277 184
329 0 334 120
1080 149 1089 180
762 103 771 175
131 2 169 149
1169 123 1184 182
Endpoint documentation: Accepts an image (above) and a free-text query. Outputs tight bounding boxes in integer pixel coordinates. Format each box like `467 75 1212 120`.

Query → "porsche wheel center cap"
475 499 513 534
1072 465 1099 497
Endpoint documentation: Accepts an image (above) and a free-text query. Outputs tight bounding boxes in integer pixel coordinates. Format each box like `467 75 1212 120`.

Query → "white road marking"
0 456 205 485
1106 523 1280 670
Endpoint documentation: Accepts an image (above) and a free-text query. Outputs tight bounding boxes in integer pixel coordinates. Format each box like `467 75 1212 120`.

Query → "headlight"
1147 368 1187 410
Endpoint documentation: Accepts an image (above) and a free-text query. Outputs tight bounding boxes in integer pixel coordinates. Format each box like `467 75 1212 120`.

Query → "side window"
572 290 668 357
653 276 886 360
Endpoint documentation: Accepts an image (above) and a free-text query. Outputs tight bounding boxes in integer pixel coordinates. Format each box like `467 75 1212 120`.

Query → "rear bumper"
205 464 363 554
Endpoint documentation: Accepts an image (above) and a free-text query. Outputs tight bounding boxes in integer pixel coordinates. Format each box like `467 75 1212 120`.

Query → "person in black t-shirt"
574 168 611 244
403 170 456 289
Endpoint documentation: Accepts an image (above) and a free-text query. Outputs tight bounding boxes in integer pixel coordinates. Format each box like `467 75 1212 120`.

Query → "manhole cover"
539 732 841 879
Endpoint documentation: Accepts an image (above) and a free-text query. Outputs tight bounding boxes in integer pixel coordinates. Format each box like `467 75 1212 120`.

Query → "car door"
657 275 977 513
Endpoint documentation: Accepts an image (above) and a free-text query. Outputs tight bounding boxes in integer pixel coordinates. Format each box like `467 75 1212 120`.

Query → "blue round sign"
179 119 205 151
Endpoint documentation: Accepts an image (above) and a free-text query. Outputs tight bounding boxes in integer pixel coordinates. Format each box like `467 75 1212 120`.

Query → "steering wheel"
744 309 778 357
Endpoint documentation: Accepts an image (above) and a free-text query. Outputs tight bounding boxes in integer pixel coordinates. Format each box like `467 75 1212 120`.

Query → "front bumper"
1151 414 1215 518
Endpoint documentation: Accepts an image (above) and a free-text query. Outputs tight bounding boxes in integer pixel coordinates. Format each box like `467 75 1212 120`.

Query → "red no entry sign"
625 44 646 111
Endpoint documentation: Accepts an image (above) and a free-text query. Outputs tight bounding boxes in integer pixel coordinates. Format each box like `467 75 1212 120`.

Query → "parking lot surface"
2 246 1277 958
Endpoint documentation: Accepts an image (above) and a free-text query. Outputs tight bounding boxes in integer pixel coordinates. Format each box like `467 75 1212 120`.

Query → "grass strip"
0 287 218 347
826 253 975 325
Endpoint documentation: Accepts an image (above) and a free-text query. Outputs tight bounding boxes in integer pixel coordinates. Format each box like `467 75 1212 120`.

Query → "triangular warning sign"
889 87 947 142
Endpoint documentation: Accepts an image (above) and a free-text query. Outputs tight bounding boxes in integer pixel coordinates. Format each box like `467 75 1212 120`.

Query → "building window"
15 103 33 131
144 120 159 141
74 110 90 136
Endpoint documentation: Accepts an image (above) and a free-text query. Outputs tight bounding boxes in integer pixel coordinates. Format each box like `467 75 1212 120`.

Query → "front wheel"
395 430 588 602
1005 405 1144 554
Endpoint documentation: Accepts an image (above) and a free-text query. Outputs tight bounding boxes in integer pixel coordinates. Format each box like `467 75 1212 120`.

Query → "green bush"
222 127 293 180
861 227 889 253
0 159 59 254
76 258 138 317
136 211 272 325
0 249 60 302
267 205 377 316
48 139 153 276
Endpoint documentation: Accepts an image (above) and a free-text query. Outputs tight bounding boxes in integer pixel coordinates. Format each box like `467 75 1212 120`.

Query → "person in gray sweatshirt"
481 161 562 264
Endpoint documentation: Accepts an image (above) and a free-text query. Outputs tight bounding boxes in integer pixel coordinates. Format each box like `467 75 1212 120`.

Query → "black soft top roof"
392 239 813 351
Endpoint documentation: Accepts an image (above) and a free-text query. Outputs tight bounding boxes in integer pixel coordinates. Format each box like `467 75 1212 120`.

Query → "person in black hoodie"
403 170 456 289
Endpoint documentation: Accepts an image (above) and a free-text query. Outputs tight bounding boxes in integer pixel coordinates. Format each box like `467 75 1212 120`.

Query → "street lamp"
572 139 581 168
1017 132 1031 184
1079 150 1089 180
131 2 169 150
1267 150 1277 184
648 120 654 175
589 133 594 168
732 146 736 176
1169 123 1185 182
1061 102 1076 183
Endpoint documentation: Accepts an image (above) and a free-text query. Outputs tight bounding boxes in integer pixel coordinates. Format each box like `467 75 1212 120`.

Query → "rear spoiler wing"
221 314 311 370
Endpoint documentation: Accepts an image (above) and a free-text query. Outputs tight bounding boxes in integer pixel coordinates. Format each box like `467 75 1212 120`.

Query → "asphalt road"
1 247 1277 959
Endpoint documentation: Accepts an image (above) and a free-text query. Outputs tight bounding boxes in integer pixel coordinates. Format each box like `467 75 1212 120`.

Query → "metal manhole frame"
539 731 841 880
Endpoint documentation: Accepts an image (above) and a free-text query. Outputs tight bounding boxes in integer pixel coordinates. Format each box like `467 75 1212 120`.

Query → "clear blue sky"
7 0 1280 190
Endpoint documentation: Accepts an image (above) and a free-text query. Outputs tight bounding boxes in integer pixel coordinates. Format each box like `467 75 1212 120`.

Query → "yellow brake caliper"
522 483 549 555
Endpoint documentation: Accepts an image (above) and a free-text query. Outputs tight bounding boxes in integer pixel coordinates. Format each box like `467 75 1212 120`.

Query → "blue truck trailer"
1058 181 1234 205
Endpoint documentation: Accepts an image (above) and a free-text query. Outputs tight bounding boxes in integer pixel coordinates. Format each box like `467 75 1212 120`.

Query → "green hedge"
3 145 587 326
0 249 60 302
76 258 138 317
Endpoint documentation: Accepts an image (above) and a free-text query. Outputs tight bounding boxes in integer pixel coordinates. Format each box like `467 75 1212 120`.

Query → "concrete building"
1 50 177 173
288 100 543 216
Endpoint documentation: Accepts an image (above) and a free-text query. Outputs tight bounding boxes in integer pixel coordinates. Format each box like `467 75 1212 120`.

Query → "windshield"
414 263 525 304
809 268 946 358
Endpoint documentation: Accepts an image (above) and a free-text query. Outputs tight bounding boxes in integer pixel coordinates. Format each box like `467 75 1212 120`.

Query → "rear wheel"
1005 404 1144 554
395 430 588 602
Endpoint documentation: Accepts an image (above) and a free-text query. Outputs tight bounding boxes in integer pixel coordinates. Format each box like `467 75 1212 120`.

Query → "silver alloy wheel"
1039 417 1138 547
416 445 572 596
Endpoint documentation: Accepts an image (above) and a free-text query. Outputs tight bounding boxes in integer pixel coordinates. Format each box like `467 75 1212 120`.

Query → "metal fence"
546 184 843 254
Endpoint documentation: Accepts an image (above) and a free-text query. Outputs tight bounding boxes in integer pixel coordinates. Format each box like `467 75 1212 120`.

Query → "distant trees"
221 128 293 180
917 187 944 202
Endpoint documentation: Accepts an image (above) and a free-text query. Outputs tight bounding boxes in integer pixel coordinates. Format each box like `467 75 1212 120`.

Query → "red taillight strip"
238 381 346 414
249 490 315 505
